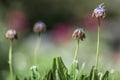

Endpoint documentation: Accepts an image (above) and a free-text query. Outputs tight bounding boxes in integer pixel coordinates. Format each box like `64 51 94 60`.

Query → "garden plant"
5 3 120 80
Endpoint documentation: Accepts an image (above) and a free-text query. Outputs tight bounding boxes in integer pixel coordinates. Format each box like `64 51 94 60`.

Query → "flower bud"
72 28 85 41
33 21 46 33
92 3 106 19
5 29 17 40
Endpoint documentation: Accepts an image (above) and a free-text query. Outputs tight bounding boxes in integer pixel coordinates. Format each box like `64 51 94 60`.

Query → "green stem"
95 18 101 69
73 40 80 62
34 34 41 65
91 68 95 80
9 40 13 80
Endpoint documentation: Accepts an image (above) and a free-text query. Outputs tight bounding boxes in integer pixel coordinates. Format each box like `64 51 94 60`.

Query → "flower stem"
91 68 95 80
34 33 41 65
9 40 13 80
73 39 80 61
95 18 101 69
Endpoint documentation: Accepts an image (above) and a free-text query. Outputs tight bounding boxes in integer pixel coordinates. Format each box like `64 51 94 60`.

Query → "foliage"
15 57 110 80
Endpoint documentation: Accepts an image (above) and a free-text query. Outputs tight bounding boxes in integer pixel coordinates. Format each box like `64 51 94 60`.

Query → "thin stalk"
95 18 101 69
9 40 13 80
72 40 79 80
34 33 41 65
91 68 95 80
73 39 80 62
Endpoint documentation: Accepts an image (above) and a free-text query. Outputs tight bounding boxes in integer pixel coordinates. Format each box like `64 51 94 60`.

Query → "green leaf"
46 70 54 80
30 66 41 80
15 75 19 80
48 57 69 80
77 63 85 80
56 57 69 80
89 66 95 80
83 75 89 80
69 60 79 80
94 69 99 80
88 66 99 80
52 58 57 80
101 71 109 80
24 77 27 80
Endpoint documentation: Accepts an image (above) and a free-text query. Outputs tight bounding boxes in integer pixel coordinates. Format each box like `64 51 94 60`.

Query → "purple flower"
92 3 106 19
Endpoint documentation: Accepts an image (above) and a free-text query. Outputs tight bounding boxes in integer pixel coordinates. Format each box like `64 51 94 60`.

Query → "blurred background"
0 0 120 80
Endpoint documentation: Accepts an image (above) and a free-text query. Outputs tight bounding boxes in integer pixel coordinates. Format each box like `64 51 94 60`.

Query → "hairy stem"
9 40 13 80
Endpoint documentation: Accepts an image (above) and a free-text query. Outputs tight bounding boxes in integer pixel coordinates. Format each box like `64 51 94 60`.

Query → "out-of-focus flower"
33 21 46 33
5 29 17 40
30 66 38 71
51 23 72 44
92 3 106 19
83 13 105 32
72 28 85 41
30 66 40 79
7 10 28 32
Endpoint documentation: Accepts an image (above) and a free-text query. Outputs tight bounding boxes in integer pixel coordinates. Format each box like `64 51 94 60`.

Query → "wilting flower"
33 21 46 33
72 28 85 41
92 3 106 19
5 29 17 40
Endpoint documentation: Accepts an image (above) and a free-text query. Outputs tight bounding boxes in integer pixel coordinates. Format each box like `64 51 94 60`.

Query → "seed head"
33 21 46 33
5 29 17 40
92 3 106 19
72 28 85 41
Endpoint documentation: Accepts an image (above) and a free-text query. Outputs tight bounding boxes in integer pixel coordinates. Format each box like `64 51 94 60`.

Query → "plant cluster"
5 3 116 80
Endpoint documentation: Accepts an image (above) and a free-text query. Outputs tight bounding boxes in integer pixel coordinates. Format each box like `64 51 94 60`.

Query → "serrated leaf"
46 70 54 80
51 58 57 80
69 60 79 80
56 57 68 80
49 57 69 80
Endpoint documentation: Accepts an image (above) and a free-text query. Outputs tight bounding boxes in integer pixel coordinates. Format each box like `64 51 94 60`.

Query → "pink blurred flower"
7 10 28 32
51 23 73 45
83 13 105 32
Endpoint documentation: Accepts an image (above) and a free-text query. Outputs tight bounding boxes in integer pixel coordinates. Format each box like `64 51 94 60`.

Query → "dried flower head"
72 28 85 41
92 3 106 19
5 29 17 40
33 21 46 33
